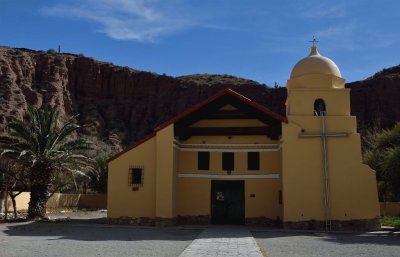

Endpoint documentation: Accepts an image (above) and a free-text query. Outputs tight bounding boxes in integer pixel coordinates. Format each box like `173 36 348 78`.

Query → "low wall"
380 202 400 216
5 193 107 211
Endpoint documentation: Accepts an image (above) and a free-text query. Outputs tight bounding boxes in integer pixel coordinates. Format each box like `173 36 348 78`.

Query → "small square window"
248 152 260 170
129 166 144 186
198 152 210 170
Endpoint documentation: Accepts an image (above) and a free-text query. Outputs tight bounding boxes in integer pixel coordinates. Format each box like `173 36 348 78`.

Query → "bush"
47 48 57 54
381 216 400 228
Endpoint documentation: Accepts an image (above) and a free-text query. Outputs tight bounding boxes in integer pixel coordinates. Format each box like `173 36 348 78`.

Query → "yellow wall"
282 117 380 222
108 137 157 218
176 178 282 219
108 114 284 221
5 193 106 211
175 117 283 220
287 88 350 116
282 70 380 223
155 124 176 218
177 150 281 175
176 178 211 216
245 179 282 219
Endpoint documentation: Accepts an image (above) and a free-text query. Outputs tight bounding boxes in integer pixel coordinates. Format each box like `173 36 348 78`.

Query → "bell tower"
281 44 380 230
286 45 350 117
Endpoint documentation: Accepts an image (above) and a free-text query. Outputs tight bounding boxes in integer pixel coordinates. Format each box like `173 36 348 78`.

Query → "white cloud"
316 24 355 38
303 5 346 18
42 0 196 41
298 1 347 19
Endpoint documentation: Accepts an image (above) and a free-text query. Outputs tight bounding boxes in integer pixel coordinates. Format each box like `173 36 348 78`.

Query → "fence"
5 192 106 211
380 202 400 216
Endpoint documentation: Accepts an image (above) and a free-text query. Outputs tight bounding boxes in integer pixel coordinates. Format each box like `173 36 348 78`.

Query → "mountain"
0 46 399 153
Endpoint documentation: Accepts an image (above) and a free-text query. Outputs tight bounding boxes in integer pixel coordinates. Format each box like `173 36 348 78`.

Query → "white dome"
290 47 342 79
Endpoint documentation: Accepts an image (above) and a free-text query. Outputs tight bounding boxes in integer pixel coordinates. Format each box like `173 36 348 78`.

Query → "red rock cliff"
0 47 398 152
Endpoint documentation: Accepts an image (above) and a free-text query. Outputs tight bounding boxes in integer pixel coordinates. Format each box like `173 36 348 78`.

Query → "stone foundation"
283 217 381 231
108 216 380 231
107 216 177 226
177 215 210 225
107 215 210 226
245 217 282 227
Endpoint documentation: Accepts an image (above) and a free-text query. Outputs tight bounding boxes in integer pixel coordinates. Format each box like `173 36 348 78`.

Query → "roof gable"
108 88 286 162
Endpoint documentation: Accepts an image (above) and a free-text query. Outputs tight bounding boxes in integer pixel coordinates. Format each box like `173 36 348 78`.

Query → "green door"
211 180 245 224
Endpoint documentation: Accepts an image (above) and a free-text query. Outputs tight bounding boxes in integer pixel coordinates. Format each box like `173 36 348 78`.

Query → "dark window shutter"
131 168 143 185
198 152 210 170
248 152 260 170
222 152 234 171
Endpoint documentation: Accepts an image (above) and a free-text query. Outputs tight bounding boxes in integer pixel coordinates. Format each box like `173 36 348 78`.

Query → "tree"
0 105 96 219
0 161 5 216
0 160 28 219
89 153 109 194
364 122 400 201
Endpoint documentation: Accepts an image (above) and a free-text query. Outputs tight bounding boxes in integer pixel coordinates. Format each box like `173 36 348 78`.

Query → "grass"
381 216 400 228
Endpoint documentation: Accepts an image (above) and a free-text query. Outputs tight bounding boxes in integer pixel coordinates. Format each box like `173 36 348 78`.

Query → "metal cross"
309 36 319 47
299 111 348 229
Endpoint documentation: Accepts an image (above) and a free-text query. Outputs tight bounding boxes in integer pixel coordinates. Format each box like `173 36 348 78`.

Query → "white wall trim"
173 145 281 152
174 142 279 147
177 173 280 179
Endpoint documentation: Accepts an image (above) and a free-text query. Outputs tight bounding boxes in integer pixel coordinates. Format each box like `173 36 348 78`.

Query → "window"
314 99 326 116
198 152 210 170
222 152 234 171
129 166 143 186
247 152 260 170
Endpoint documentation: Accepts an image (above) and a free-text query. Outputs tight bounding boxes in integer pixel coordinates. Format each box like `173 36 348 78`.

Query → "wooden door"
211 180 245 224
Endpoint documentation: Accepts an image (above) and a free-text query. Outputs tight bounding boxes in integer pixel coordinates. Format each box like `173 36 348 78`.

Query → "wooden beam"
176 126 270 136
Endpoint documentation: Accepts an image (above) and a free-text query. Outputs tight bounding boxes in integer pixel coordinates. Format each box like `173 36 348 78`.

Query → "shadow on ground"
252 230 400 246
1 221 202 242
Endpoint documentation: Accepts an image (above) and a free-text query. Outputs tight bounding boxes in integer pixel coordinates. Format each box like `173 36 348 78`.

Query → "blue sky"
1 0 399 86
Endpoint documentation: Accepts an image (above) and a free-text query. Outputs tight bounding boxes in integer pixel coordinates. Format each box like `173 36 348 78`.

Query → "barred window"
129 166 144 186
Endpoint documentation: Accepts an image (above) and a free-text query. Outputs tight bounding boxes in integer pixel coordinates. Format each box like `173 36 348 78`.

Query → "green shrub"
381 216 400 228
47 48 57 54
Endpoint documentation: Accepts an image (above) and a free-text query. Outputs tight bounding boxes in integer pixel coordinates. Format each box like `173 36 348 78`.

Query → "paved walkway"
179 226 263 257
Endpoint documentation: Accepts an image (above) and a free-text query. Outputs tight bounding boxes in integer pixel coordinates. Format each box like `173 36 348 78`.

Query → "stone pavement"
179 226 263 257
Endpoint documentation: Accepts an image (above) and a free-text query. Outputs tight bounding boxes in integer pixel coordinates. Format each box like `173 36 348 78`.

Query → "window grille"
129 166 144 187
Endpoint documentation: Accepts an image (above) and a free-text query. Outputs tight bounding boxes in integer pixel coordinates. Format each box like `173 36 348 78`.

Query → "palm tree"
364 122 400 201
0 105 96 219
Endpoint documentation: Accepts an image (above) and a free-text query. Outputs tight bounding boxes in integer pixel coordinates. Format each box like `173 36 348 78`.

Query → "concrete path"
179 226 263 257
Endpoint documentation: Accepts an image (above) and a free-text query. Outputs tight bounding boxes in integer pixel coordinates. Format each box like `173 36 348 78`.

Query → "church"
107 45 380 230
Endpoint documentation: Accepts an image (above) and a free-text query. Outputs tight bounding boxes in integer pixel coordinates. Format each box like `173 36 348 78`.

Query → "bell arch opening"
314 99 326 116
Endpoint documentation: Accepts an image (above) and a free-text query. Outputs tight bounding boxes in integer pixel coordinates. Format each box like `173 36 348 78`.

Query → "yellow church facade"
107 46 380 230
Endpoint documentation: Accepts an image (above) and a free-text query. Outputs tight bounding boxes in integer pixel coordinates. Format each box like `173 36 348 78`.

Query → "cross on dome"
309 36 319 47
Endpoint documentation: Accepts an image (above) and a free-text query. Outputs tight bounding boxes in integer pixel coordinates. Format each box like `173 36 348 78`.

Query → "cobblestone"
179 226 263 257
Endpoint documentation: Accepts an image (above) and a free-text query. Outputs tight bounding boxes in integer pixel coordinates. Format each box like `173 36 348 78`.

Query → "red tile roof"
107 88 286 162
